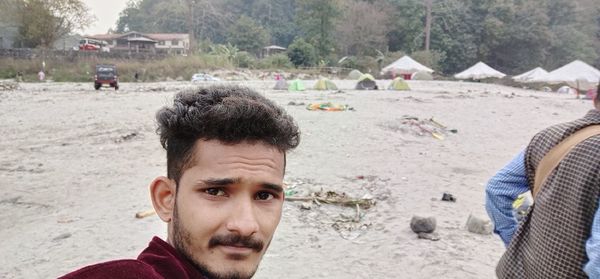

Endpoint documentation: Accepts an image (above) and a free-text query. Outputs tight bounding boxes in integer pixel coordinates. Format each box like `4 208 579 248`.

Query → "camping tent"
387 77 410 90
411 71 433 80
512 67 549 83
557 85 576 94
288 79 305 91
541 60 600 91
355 74 377 90
314 78 338 90
347 69 363 80
454 62 506 80
273 79 288 90
381 56 434 79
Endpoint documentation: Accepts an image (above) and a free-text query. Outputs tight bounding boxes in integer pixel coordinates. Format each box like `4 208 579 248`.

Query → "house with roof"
86 31 190 54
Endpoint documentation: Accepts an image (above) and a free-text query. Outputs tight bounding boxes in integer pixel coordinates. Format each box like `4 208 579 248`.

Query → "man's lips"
218 244 256 256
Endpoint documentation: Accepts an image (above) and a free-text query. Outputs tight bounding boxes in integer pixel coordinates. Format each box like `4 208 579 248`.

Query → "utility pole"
424 0 433 51
185 0 196 53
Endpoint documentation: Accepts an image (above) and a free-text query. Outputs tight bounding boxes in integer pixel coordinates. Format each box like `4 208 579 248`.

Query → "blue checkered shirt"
485 150 600 278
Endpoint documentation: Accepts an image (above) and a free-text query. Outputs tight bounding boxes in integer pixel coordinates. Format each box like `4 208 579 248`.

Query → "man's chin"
197 264 257 279
190 254 260 279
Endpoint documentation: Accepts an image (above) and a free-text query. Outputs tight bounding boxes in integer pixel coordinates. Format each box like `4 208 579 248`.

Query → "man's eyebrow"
200 178 239 186
198 179 283 193
262 183 283 193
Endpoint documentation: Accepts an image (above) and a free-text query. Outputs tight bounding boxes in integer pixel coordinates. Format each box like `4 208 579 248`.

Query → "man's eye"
204 188 226 196
255 192 274 201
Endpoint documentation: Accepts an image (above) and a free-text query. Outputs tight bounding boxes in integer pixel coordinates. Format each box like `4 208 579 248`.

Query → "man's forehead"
190 139 285 171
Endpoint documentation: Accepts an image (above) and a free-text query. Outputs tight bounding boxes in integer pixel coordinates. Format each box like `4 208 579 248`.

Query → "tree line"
1 0 599 75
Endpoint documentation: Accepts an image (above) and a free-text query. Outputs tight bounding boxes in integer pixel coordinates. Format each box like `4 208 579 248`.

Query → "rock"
417 232 441 241
410 215 436 233
441 192 456 202
466 214 493 235
300 202 312 210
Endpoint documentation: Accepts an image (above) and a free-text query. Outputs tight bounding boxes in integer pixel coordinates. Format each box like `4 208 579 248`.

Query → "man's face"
170 140 285 279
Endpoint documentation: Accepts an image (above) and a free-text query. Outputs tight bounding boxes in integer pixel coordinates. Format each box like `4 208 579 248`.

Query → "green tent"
388 77 410 90
347 69 363 80
314 78 338 90
288 79 305 91
358 73 375 82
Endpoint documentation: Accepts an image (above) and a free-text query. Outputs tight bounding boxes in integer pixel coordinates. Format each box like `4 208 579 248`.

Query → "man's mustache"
208 234 264 252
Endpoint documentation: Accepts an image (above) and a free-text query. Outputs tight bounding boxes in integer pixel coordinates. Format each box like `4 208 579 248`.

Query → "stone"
410 215 436 233
466 214 493 235
300 202 312 210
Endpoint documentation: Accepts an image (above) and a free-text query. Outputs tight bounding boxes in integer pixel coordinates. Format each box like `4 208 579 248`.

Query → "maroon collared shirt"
60 237 207 279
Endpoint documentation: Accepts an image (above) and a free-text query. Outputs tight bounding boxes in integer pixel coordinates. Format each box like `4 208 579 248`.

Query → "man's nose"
226 198 259 236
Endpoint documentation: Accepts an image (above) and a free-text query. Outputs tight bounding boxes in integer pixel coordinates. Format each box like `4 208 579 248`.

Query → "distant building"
86 31 190 54
262 45 286 58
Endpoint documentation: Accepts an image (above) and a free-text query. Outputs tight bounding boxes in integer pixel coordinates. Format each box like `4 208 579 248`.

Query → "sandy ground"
0 79 594 278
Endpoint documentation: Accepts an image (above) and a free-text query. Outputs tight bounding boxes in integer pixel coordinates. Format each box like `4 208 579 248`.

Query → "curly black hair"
156 85 300 184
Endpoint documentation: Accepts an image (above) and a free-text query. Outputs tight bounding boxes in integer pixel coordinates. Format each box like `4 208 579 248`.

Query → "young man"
61 85 300 279
486 83 600 279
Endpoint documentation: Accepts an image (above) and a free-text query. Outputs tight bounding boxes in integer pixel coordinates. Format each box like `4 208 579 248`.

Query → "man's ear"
149 176 176 223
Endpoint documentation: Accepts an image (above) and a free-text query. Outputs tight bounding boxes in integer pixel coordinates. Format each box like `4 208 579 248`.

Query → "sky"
81 0 129 35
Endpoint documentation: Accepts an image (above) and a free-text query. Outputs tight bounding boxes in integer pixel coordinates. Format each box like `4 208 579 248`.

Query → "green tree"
226 15 269 55
224 0 298 46
287 37 317 67
385 0 425 53
15 0 93 48
295 0 339 59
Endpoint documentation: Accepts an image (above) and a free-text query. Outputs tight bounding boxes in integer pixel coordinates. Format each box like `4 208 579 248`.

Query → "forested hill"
114 0 599 74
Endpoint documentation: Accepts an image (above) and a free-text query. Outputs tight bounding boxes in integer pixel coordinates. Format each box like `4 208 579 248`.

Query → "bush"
257 53 293 69
0 54 237 82
233 51 256 68
287 38 317 67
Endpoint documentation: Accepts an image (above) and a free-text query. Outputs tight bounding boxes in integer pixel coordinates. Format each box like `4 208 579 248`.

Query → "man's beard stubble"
172 202 266 279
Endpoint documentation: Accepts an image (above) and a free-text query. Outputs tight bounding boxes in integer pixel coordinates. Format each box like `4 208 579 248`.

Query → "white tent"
381 56 434 75
541 60 600 90
454 62 506 80
512 67 549 83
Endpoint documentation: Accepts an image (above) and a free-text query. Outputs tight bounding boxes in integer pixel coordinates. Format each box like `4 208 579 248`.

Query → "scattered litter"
441 192 456 202
410 215 437 233
287 101 306 106
0 81 19 91
418 232 441 241
52 233 72 241
135 209 156 219
306 102 353 111
334 221 371 240
285 190 375 209
115 132 138 143
383 116 457 140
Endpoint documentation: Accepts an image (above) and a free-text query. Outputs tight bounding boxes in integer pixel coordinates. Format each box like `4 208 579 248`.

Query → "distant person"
486 83 600 278
134 71 140 82
60 85 301 279
16 71 23 82
38 70 45 81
